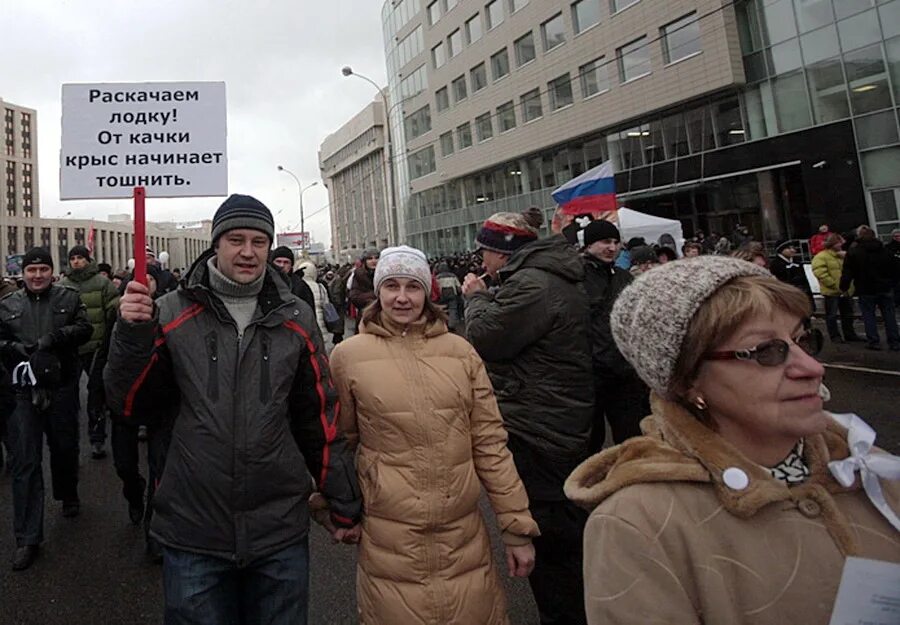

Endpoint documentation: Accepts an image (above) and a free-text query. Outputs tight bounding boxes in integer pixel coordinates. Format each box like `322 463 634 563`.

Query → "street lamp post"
341 66 398 247
277 165 318 256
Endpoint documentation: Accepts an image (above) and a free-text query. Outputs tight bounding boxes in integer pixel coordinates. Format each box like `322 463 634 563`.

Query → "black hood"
500 235 584 283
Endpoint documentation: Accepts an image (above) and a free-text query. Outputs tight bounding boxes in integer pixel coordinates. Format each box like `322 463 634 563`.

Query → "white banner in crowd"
60 81 227 200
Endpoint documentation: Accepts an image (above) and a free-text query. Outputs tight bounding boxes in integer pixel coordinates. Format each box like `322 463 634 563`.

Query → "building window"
440 131 455 156
471 63 488 92
497 101 517 132
427 0 442 25
24 227 34 250
491 48 510 80
404 105 432 140
7 227 17 255
515 31 536 66
448 29 463 57
436 87 450 112
510 0 529 13
457 122 473 149
446 0 458 10
611 0 639 14
662 12 702 64
432 42 447 68
580 57 610 97
466 14 483 44
408 146 436 179
452 75 468 102
399 64 428 99
618 36 651 82
486 0 504 29
572 0 601 33
397 26 424 68
41 228 51 249
845 43 893 115
476 112 494 141
549 73 574 109
541 13 566 51
521 88 543 122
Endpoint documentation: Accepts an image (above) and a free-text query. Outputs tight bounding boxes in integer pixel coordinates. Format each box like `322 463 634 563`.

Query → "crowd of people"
0 193 898 625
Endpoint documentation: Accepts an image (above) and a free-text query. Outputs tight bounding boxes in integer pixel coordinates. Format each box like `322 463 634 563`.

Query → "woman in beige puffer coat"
329 245 539 625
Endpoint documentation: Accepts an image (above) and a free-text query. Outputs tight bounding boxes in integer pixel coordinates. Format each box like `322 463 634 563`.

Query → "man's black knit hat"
22 247 54 271
68 245 91 261
211 194 275 244
583 220 621 247
270 246 295 264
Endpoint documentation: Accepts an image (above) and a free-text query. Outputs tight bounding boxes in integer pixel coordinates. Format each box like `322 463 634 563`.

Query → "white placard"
60 81 227 200
829 557 900 625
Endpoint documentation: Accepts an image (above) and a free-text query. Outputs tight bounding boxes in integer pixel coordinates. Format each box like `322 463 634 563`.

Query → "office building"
319 98 392 261
378 0 900 254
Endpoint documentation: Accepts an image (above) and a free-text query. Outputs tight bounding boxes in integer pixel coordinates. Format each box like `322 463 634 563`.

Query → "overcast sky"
1 0 389 247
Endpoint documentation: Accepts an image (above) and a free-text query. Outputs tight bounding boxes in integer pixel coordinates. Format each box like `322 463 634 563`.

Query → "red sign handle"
133 186 147 286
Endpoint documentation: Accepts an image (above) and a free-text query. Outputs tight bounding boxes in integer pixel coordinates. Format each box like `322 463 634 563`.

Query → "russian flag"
552 160 617 215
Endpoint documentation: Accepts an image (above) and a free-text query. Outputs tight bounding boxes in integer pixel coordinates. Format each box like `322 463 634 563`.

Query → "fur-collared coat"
565 395 900 625
330 314 539 625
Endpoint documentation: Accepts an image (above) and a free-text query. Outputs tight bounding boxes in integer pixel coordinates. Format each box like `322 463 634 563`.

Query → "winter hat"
98 262 112 275
270 246 295 264
476 212 539 254
630 245 659 266
374 245 432 295
297 260 318 281
211 194 275 244
145 245 156 258
582 220 621 247
775 239 798 254
22 247 53 271
67 245 91 261
610 256 771 397
625 237 646 250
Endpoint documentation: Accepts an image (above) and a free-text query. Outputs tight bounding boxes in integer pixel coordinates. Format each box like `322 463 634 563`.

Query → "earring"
693 396 708 411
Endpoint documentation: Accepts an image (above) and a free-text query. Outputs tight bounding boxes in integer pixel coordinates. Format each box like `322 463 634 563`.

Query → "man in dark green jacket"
60 245 119 459
463 209 593 625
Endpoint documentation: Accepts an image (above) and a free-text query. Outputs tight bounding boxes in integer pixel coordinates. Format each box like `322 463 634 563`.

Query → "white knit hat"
374 245 432 295
610 256 771 397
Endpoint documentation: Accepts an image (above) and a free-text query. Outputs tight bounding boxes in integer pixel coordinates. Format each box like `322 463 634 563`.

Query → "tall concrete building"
377 0 900 254
1 97 210 274
319 98 392 262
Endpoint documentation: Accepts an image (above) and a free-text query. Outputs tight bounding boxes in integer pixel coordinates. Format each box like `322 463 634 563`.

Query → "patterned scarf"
768 440 810 484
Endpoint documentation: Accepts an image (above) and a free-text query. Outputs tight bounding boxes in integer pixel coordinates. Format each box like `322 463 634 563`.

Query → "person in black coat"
840 226 900 350
581 220 648 453
770 240 814 309
269 246 315 313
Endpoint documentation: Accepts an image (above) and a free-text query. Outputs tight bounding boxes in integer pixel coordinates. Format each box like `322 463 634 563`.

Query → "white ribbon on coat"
12 361 36 387
828 413 900 533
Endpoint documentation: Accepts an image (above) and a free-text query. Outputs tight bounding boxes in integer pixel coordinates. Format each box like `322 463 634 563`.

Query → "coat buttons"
723 467 749 491
798 499 822 518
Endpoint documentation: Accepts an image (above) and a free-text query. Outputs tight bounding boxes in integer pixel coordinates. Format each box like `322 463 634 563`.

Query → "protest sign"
60 81 227 200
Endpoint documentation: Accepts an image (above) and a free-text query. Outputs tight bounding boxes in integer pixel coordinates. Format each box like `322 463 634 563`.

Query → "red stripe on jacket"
283 320 335 490
122 303 204 418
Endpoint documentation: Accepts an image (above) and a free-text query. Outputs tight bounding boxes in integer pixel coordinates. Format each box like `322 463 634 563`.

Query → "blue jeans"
857 293 900 347
162 540 309 625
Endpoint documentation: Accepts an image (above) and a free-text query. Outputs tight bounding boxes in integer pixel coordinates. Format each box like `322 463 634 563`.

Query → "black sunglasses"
706 329 823 366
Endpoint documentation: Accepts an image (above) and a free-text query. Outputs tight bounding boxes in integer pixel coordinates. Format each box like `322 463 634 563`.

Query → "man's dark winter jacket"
465 235 593 500
348 266 376 312
840 238 900 296
582 254 634 377
104 251 361 565
278 269 315 313
0 284 93 384
771 255 812 296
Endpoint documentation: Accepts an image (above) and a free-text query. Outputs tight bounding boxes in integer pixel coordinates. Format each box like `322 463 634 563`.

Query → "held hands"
461 273 487 298
309 492 361 545
505 543 536 578
332 524 362 545
119 280 154 323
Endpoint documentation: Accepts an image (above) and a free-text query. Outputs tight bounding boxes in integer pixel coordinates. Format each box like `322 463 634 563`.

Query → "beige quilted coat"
329 314 539 625
565 395 900 625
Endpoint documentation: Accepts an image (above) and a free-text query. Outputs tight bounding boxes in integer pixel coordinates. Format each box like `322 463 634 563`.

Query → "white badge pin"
723 467 749 491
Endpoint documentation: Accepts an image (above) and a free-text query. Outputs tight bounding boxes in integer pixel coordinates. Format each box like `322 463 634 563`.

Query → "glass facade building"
380 0 900 255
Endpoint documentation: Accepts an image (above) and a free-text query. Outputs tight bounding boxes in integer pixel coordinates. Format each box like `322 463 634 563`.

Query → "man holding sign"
105 194 361 624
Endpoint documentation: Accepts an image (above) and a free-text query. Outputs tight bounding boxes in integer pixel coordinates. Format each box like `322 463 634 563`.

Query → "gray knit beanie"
210 194 275 244
610 256 771 397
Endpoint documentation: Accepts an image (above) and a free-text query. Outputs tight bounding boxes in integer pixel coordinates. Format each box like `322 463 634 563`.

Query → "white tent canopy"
617 208 685 254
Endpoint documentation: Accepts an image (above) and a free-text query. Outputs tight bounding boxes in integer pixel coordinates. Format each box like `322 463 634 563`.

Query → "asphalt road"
0 347 897 625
